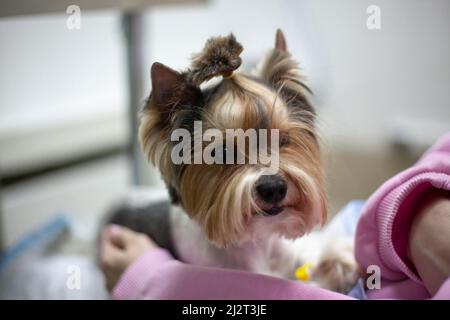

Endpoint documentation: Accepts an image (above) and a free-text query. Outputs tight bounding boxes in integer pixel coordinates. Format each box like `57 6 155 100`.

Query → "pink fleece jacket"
113 133 450 300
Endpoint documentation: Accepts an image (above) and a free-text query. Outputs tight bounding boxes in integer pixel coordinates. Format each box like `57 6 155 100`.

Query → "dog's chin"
237 205 314 245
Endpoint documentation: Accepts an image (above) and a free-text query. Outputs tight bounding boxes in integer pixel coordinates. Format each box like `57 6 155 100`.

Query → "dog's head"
139 30 327 247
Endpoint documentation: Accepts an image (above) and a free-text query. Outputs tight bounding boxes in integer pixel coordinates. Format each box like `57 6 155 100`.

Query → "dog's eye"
280 134 290 147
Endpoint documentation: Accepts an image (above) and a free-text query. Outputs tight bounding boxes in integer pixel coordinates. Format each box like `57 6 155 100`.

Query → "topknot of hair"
187 33 243 86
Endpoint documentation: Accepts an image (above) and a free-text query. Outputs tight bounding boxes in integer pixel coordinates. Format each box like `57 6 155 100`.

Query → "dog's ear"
275 29 287 52
147 62 202 125
151 62 181 111
260 30 314 116
140 63 202 180
260 29 298 87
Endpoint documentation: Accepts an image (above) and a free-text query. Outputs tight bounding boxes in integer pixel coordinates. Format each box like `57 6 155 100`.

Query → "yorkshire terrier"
105 30 359 293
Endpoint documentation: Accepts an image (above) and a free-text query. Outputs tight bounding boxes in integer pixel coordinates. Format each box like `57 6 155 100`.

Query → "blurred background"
0 0 449 298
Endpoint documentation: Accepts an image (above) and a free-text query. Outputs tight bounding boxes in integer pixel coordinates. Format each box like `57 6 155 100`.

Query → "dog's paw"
312 237 361 293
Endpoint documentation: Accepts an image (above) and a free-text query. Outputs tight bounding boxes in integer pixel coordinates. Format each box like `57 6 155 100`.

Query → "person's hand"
100 224 157 292
408 191 450 295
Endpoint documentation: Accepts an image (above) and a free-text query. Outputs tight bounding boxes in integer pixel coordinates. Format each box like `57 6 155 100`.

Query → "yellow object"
295 262 313 282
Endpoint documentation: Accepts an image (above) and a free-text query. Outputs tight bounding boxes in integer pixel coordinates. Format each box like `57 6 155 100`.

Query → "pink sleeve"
355 132 450 299
112 248 351 300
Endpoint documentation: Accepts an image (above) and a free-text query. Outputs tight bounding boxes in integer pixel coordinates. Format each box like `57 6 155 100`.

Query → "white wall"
0 10 127 124
0 11 129 175
0 11 133 246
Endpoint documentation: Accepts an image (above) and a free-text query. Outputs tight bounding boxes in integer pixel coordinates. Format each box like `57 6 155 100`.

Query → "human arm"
408 191 450 296
355 132 450 299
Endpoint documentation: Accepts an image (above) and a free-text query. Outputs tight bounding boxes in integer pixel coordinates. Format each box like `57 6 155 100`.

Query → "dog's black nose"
255 175 287 204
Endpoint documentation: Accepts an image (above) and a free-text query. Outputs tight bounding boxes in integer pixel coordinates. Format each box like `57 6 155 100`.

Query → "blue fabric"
0 215 69 271
348 278 368 299
338 200 365 235
334 200 367 299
